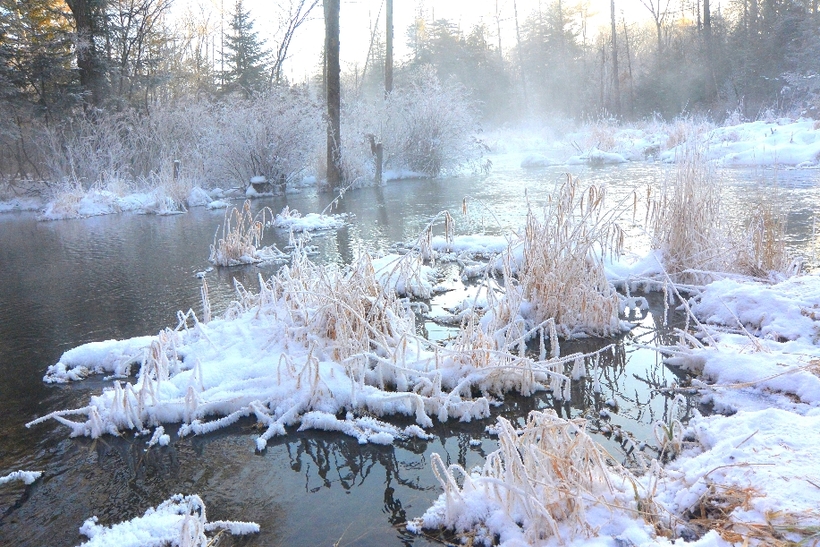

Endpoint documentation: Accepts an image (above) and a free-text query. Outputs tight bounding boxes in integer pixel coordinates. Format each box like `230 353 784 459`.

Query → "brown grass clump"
648 146 733 284
208 200 272 266
685 483 820 546
650 146 797 283
418 410 633 544
736 201 792 278
517 174 623 337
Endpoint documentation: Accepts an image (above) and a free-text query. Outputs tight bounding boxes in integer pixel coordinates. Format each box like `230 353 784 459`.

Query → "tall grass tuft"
208 201 271 266
737 201 792 278
413 410 634 544
649 146 732 284
514 174 624 337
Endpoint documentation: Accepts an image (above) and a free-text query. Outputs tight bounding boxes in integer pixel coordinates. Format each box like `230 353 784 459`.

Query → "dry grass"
685 483 820 546
516 174 624 337
423 410 633 544
649 145 797 283
208 201 272 266
736 201 791 278
648 146 733 284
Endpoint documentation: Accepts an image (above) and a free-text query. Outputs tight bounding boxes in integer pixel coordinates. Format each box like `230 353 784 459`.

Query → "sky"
178 0 652 83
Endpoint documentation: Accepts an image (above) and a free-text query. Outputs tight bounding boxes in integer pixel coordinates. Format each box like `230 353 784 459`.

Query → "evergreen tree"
0 0 78 113
222 0 269 96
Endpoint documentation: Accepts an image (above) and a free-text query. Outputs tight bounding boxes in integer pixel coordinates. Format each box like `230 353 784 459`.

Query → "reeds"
736 201 792 278
413 410 635 544
649 144 796 284
208 200 273 266
648 146 732 284
513 174 624 338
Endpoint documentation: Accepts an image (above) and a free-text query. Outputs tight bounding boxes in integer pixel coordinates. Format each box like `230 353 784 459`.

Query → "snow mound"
29 251 577 448
270 205 350 232
0 470 43 486
77 494 259 547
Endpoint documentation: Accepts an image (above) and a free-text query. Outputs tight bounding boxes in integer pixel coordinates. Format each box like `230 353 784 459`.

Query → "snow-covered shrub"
39 101 212 190
340 67 484 184
203 88 323 189
385 67 483 177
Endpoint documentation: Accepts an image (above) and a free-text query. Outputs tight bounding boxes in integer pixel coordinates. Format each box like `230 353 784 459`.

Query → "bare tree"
638 0 672 64
105 0 172 104
269 0 319 86
610 0 620 115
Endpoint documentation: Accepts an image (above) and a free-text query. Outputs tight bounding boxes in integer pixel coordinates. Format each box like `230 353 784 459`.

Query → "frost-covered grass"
515 175 625 338
208 201 286 266
409 410 642 545
77 494 258 547
30 245 596 451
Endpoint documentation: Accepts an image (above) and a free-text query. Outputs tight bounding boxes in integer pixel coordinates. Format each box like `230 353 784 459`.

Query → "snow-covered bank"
29 248 586 451
488 117 820 170
4 116 819 219
409 271 820 546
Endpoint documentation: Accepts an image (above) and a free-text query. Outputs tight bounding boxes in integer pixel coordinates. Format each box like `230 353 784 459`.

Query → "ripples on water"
0 163 817 545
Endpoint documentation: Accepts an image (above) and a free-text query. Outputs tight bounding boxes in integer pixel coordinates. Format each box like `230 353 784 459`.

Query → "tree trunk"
610 0 621 116
66 0 105 107
324 0 342 189
513 0 529 113
385 0 393 94
623 20 634 117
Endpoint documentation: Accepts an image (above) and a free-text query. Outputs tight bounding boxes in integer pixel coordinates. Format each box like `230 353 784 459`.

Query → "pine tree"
222 0 269 96
0 0 78 112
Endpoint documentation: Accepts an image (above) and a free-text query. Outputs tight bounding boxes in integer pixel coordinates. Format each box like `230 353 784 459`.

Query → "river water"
0 161 817 546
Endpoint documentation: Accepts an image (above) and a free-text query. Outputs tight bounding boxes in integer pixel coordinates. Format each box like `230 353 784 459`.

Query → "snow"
76 494 258 547
43 336 155 383
663 118 820 167
40 188 187 220
269 205 350 232
431 234 511 258
0 470 43 486
567 147 629 165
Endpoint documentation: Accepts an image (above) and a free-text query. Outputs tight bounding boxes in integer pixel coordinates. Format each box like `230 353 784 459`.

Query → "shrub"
202 88 323 189
340 67 484 185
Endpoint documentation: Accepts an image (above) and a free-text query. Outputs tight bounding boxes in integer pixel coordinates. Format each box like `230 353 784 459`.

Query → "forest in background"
1 0 819 187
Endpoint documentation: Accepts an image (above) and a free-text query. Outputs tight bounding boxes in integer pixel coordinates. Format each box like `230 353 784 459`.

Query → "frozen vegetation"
76 494 258 547
3 115 820 220
14 118 820 545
